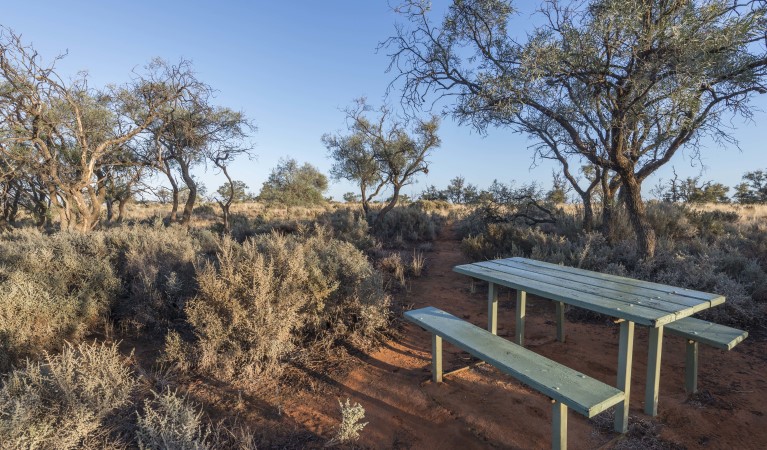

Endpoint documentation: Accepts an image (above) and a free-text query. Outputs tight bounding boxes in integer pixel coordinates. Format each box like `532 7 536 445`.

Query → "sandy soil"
279 225 767 449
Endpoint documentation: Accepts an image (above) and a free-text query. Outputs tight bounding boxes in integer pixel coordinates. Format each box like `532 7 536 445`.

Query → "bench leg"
685 340 698 394
644 326 664 416
614 320 634 434
432 334 443 383
556 302 565 343
516 290 526 346
552 401 567 450
488 282 498 335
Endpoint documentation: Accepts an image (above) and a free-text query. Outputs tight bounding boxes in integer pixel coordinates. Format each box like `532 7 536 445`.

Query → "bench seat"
664 316 747 393
665 316 747 350
405 306 624 449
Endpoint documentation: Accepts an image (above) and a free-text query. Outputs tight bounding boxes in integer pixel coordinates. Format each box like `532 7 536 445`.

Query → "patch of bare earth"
278 224 767 449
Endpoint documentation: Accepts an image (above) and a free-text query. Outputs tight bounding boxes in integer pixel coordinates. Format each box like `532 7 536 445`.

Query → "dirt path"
285 225 767 449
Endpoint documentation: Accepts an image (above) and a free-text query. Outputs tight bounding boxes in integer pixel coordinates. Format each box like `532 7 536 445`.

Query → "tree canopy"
385 0 767 258
258 158 328 207
323 98 440 226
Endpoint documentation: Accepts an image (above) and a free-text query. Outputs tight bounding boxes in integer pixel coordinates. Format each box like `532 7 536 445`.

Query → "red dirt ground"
281 226 767 449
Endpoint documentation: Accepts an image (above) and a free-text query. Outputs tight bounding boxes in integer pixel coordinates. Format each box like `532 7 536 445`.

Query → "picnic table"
453 256 726 433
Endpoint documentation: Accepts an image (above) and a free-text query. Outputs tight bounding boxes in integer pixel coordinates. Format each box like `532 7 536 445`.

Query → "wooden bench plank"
511 257 724 306
454 263 675 326
404 307 625 418
488 259 715 312
665 317 748 350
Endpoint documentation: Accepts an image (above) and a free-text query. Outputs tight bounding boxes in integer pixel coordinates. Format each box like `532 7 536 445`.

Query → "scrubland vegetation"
2 0 767 447
0 201 447 447
0 193 764 447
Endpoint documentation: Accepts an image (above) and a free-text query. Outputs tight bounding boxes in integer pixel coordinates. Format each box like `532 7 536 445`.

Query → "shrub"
317 208 376 250
0 230 120 370
103 224 205 333
136 389 211 450
324 399 368 447
185 230 390 381
370 206 439 246
0 342 136 449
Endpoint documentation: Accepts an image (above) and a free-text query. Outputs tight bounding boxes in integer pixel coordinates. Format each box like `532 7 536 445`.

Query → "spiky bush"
0 342 136 449
136 389 212 450
185 229 390 380
103 223 211 332
0 230 120 371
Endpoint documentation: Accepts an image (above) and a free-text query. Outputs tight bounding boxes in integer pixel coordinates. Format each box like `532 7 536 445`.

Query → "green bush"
185 230 390 380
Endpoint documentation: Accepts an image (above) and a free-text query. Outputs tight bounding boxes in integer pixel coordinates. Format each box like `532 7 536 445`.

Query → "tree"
385 0 767 258
546 172 570 204
343 192 361 203
258 158 328 206
0 29 195 231
216 180 251 203
734 169 767 203
420 185 447 201
323 98 440 227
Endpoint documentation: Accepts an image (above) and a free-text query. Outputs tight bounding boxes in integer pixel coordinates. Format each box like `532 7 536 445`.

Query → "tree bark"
178 159 196 225
621 174 656 259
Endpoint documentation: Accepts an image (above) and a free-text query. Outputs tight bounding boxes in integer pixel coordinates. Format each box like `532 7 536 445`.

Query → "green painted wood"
454 263 672 326
489 259 718 312
556 302 565 343
553 402 567 450
614 321 634 434
432 334 442 383
665 317 747 350
475 260 704 317
516 290 526 346
508 257 724 306
404 307 625 418
644 326 664 416
685 340 698 394
488 282 498 335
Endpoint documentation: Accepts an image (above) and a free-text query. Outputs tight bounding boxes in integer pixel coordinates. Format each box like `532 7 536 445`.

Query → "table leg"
644 326 664 416
488 282 498 335
556 302 565 343
516 290 526 346
552 401 567 450
432 334 442 383
614 320 635 433
685 339 698 394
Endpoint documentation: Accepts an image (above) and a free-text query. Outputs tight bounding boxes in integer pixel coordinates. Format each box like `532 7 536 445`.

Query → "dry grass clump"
184 229 390 381
0 342 136 449
0 230 120 371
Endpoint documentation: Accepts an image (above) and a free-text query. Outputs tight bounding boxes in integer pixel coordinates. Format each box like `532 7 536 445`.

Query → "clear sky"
4 1 765 201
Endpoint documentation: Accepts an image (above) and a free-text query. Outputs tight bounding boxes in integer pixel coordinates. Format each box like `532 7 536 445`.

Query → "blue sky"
4 1 765 201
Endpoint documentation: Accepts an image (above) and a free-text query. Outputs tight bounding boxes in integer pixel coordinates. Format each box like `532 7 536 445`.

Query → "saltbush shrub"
104 224 207 332
185 230 390 380
0 342 135 449
370 206 439 247
0 230 120 371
